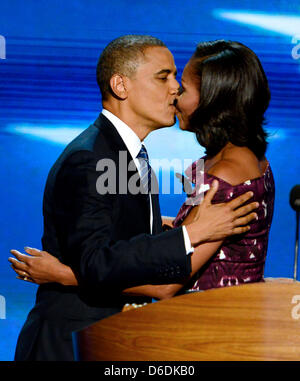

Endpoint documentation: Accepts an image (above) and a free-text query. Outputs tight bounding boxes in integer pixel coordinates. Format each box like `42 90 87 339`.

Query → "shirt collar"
102 109 142 160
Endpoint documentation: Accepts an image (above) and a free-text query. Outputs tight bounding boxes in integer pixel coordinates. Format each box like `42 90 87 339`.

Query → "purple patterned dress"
173 156 275 291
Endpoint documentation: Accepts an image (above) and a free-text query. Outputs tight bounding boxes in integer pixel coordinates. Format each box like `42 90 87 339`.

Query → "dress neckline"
205 161 270 187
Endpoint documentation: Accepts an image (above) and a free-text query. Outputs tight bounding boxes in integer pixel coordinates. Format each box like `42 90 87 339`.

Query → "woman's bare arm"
122 206 223 299
122 156 260 299
161 216 175 228
9 213 222 297
8 177 257 289
9 247 79 286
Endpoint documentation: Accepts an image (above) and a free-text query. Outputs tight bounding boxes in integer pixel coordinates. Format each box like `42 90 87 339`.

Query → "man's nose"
170 78 180 94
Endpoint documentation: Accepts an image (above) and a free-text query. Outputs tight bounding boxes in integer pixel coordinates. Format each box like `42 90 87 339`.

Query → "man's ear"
109 74 128 100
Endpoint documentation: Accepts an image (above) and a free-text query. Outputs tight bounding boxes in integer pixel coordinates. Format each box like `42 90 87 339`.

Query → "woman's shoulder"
207 159 241 186
206 147 265 186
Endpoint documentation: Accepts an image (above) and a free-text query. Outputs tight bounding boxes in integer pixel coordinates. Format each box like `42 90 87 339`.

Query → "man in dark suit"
11 35 257 360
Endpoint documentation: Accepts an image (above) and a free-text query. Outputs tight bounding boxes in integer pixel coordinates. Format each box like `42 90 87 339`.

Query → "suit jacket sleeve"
52 150 191 291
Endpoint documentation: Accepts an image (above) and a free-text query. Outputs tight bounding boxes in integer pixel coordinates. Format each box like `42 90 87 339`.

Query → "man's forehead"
142 46 176 71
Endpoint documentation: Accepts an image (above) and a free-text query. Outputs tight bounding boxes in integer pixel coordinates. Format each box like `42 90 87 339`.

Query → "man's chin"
153 117 177 130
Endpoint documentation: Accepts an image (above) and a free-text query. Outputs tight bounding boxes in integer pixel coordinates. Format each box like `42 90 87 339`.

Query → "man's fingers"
24 247 42 256
228 191 254 210
233 212 258 227
234 202 259 219
231 226 251 235
202 180 219 206
230 212 258 236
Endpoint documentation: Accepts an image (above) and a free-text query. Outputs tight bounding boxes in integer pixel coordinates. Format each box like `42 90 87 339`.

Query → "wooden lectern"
73 280 300 361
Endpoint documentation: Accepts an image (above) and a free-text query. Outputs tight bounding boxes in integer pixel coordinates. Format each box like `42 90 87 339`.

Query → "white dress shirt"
101 109 193 255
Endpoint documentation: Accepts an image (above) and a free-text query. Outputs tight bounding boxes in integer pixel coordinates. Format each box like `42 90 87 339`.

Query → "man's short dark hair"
96 35 166 101
188 40 270 159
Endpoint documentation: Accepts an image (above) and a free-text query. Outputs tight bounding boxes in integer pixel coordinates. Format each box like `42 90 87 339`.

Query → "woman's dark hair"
188 40 270 159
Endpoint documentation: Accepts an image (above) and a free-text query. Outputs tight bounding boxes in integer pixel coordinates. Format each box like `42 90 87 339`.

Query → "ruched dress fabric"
173 156 275 291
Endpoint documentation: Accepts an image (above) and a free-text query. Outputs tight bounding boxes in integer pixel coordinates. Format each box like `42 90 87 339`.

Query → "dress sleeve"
173 173 239 227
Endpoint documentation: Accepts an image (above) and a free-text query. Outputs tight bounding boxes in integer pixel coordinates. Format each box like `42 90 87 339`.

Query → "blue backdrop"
0 0 299 360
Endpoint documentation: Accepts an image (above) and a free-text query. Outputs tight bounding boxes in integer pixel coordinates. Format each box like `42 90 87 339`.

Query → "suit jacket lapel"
95 113 153 232
151 191 163 235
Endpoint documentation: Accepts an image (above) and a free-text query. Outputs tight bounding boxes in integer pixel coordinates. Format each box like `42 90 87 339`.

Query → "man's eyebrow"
155 69 177 76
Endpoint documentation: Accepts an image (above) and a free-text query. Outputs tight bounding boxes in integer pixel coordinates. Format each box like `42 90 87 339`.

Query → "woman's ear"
109 74 128 100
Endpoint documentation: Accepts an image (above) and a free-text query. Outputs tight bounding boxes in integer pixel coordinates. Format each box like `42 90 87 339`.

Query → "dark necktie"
137 144 152 194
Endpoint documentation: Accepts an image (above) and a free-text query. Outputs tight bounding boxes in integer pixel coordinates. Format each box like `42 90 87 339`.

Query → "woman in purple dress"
171 40 275 291
173 155 274 291
9 40 274 297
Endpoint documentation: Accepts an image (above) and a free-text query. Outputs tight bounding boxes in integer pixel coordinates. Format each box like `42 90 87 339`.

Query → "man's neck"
102 102 151 141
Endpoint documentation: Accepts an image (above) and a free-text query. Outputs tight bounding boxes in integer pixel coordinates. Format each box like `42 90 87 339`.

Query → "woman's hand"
8 247 78 286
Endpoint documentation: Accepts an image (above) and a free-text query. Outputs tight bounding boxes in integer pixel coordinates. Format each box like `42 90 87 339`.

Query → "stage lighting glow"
6 123 286 156
6 124 85 145
6 122 206 167
214 10 300 37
